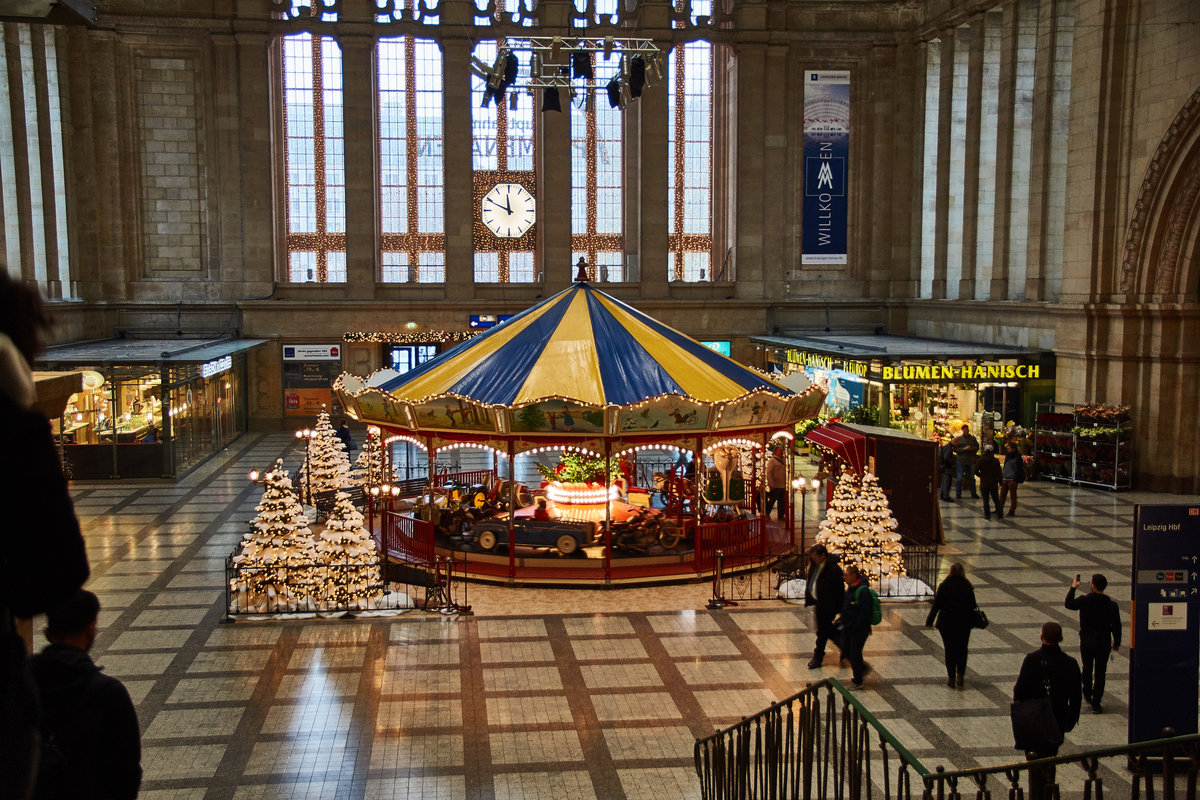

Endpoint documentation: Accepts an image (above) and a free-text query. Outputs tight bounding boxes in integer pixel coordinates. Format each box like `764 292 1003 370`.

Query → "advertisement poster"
282 344 343 418
802 70 850 265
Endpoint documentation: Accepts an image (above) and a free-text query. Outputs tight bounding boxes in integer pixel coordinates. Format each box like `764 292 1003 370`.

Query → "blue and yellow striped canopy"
374 283 789 407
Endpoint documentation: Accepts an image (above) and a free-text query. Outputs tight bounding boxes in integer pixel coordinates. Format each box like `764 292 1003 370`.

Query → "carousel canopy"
379 283 782 406
336 281 826 440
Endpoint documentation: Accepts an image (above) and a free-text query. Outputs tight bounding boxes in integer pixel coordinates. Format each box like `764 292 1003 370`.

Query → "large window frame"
281 32 346 283
667 39 714 283
378 35 446 284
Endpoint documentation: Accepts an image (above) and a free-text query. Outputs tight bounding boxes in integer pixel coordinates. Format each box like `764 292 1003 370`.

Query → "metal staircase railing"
695 678 1200 800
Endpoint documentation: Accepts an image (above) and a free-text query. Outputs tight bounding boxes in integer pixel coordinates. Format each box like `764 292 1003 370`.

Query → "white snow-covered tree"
815 468 904 582
352 427 385 487
231 460 319 611
299 408 350 502
314 491 383 609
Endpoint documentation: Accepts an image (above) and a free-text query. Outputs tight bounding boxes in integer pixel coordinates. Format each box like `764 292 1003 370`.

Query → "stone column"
340 34 378 298
960 15 984 301
932 30 955 299
442 37 474 298
539 85 572 292
635 42 669 299
233 32 277 293
989 0 1020 301
733 42 766 296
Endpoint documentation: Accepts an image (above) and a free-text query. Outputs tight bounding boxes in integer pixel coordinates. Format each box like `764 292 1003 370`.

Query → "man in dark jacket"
1014 621 1082 799
953 424 980 499
838 564 873 688
30 589 142 800
975 446 1004 520
1065 573 1121 714
804 544 845 669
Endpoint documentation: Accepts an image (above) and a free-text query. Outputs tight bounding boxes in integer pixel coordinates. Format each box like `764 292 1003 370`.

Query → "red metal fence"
380 510 435 565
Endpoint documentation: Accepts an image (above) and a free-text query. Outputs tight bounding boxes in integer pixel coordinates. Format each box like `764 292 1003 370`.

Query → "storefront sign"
802 70 850 265
201 355 232 379
786 349 868 377
880 363 1042 382
282 344 341 361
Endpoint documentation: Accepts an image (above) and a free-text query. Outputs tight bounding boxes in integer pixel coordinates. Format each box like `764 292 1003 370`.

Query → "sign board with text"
1129 504 1200 743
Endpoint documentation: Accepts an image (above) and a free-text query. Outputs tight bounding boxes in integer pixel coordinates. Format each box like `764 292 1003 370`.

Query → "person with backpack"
838 564 877 689
999 442 1026 517
1013 621 1082 799
1065 573 1121 714
30 589 141 800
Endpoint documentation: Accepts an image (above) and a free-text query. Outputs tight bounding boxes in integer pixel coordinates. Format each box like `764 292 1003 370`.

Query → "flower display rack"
1033 401 1132 490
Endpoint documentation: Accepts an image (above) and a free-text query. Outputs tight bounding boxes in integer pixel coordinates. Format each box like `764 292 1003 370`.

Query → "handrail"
696 675 1200 800
825 678 930 778
923 728 1200 784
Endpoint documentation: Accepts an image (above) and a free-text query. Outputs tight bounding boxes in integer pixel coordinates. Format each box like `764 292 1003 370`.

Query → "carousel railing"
694 517 767 570
380 509 435 565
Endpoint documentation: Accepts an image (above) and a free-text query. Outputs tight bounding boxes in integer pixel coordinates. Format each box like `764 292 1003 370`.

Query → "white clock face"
481 182 536 238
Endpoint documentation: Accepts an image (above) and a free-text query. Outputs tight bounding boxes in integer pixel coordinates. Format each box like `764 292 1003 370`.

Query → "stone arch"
1119 88 1200 301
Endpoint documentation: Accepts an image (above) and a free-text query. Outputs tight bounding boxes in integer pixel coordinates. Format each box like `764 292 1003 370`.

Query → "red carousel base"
381 517 795 587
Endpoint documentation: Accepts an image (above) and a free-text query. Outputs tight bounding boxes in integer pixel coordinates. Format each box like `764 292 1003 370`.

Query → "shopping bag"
1010 696 1062 752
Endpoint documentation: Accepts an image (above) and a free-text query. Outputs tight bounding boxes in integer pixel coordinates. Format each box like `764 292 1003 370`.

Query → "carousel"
334 263 826 585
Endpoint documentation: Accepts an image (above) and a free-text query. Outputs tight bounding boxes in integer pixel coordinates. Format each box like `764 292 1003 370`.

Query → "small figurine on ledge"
574 256 589 282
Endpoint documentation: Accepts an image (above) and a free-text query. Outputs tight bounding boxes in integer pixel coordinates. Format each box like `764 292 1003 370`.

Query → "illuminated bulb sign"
201 355 233 379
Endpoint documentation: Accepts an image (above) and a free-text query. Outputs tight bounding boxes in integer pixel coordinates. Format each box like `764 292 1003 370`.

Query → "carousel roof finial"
574 256 589 283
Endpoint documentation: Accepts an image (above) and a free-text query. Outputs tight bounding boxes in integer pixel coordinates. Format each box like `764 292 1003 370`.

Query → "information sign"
1129 504 1200 743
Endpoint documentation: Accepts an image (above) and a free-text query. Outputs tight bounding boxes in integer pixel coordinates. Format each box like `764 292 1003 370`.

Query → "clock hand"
503 191 513 214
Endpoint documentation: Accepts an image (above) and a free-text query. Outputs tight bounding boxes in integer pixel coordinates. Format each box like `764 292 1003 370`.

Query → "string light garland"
343 331 479 344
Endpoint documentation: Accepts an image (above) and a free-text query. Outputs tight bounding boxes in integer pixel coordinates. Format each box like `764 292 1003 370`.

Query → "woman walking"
925 563 978 688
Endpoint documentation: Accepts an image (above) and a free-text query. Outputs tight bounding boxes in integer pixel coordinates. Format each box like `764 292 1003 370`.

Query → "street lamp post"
295 428 313 504
791 477 822 554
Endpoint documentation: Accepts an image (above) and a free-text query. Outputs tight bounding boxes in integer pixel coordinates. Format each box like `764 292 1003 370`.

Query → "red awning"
805 422 867 474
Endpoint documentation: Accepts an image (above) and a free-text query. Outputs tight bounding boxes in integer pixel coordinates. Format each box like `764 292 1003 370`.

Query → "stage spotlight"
629 55 646 98
571 50 593 80
606 76 622 109
541 86 562 113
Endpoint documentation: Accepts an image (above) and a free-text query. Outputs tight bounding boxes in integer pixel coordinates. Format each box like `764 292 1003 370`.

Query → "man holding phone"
1065 573 1121 714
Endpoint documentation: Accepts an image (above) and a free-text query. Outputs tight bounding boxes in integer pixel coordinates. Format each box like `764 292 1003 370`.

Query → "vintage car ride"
470 513 597 555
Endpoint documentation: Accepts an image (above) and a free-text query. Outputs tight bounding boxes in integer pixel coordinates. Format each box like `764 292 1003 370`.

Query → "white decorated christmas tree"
299 408 350 502
352 426 386 487
231 460 319 612
815 468 904 582
314 490 384 609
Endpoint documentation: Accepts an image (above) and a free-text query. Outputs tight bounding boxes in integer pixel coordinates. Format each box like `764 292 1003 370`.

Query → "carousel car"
470 514 598 555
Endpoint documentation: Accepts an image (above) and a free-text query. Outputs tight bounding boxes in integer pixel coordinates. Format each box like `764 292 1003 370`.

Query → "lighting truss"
474 36 664 98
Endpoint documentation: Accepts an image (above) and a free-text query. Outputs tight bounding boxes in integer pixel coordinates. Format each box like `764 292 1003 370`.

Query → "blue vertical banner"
802 70 850 265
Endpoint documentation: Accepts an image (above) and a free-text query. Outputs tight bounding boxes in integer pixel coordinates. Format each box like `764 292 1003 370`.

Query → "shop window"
389 344 437 375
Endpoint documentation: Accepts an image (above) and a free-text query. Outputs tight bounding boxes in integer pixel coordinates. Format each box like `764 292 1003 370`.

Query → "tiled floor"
52 432 1199 799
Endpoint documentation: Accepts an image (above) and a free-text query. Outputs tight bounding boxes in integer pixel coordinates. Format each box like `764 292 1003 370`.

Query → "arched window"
281 32 346 283
667 39 713 282
571 50 624 282
378 36 446 283
471 39 537 283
